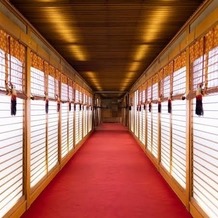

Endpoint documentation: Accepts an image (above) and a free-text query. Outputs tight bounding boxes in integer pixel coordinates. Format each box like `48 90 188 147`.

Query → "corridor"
21 123 191 218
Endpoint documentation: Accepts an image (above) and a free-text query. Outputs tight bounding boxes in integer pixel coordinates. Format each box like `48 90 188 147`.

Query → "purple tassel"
168 98 171 113
158 100 161 113
45 99 49 114
149 102 151 112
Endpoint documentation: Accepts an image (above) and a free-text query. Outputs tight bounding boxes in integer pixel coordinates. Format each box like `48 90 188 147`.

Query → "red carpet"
21 123 192 218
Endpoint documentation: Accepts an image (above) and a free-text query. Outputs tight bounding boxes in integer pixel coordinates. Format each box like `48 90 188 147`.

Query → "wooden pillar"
24 29 31 208
185 36 192 210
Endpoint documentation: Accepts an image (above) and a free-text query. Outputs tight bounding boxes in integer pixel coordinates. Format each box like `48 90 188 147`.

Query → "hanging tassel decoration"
182 95 186 100
5 81 17 115
158 97 161 113
30 94 35 100
45 94 49 114
69 99 71 111
11 83 17 116
149 99 152 112
56 95 60 112
168 93 172 113
195 83 204 116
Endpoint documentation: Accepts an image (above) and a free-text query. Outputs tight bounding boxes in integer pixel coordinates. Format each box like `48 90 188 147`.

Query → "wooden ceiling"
9 0 205 98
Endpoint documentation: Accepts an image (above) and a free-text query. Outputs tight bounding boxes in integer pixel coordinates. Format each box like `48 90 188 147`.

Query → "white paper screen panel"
88 107 92 133
173 67 186 95
141 90 146 145
68 86 74 150
192 96 218 216
171 68 186 188
208 47 218 88
83 107 87 137
163 76 170 97
139 109 143 142
61 103 68 158
47 75 58 170
160 75 171 172
82 108 85 137
141 107 146 145
134 91 138 137
131 107 134 132
0 49 5 88
79 106 82 142
86 108 88 135
151 103 158 158
0 96 24 217
30 67 44 96
48 75 55 99
8 55 23 91
147 86 152 151
152 83 158 158
139 108 145 144
30 100 46 187
160 101 171 172
30 68 46 187
75 104 80 145
69 107 74 150
171 100 186 188
191 44 218 217
47 100 58 171
0 48 24 217
61 82 68 158
192 56 205 89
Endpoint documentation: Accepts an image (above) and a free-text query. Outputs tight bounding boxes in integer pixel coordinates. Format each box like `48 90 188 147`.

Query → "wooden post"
186 42 192 210
24 29 31 208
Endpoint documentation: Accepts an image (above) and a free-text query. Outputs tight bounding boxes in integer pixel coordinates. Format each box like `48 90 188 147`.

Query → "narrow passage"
22 123 192 218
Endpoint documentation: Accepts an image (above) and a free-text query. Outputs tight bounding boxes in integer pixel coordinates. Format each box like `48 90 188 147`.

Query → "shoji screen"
171 58 186 188
30 53 46 187
89 106 92 132
152 80 158 158
192 94 218 217
137 87 142 141
83 106 87 137
191 28 218 217
130 94 134 132
85 106 88 136
147 85 152 150
75 89 80 145
83 92 88 137
88 96 92 133
61 75 68 158
47 69 58 171
134 90 139 137
68 83 74 150
139 90 143 141
160 64 172 172
88 106 92 133
0 34 25 217
140 89 146 145
138 108 142 140
79 89 83 142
